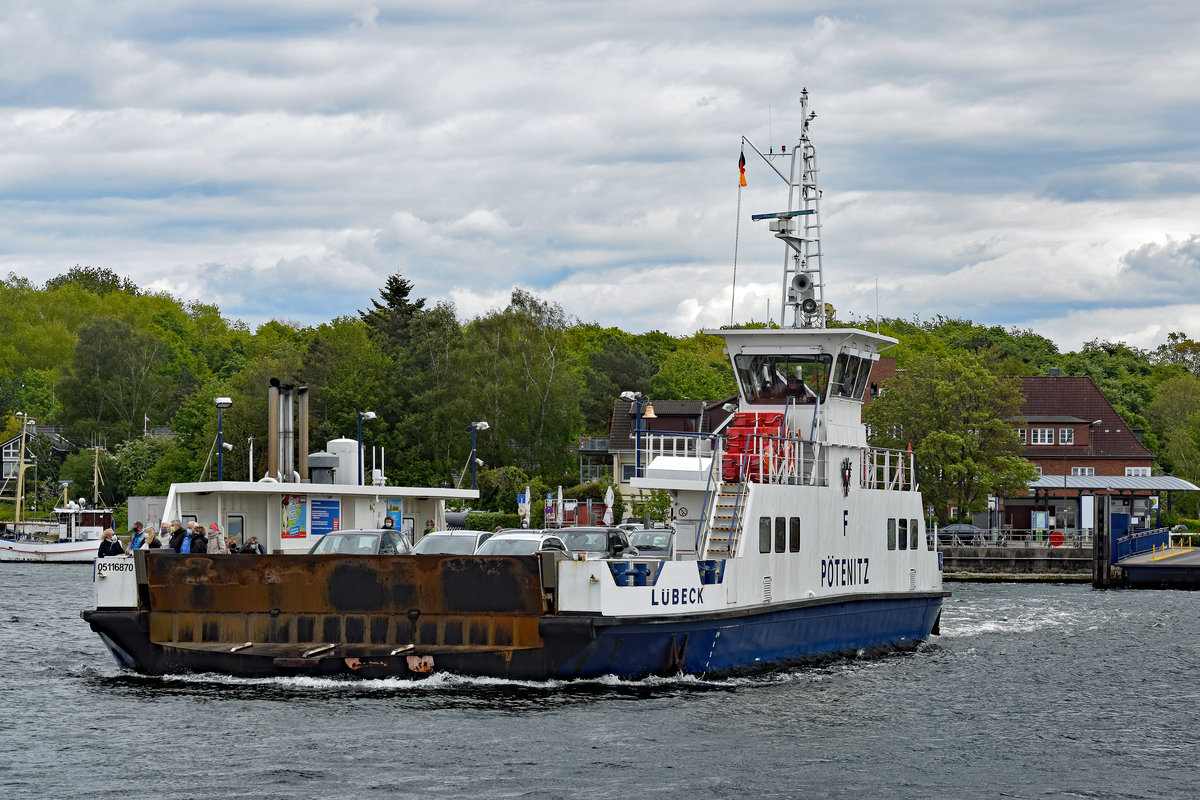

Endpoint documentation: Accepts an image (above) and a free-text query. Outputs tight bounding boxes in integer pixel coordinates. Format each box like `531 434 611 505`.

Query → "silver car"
413 530 494 554
307 529 414 555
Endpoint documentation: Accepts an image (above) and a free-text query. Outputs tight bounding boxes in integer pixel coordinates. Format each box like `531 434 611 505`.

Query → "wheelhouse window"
733 353 832 405
759 517 771 553
1059 428 1074 445
829 352 874 401
774 517 786 553
789 517 800 552
887 518 897 550
898 518 908 550
1031 428 1054 445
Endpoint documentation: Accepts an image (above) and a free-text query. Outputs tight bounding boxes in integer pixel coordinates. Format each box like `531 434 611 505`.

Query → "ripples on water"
2 566 1197 799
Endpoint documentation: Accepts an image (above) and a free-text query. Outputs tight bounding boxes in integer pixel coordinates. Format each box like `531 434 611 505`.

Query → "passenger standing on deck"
97 529 124 558
128 521 146 550
169 521 187 552
240 536 265 554
206 523 226 554
186 524 207 554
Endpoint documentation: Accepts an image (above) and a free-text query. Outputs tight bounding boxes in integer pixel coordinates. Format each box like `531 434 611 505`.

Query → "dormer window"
1059 428 1074 445
1031 428 1053 445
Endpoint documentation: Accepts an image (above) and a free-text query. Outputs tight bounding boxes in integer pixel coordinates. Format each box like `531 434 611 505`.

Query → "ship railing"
0 518 60 541
937 528 1095 548
727 432 825 486
861 447 918 492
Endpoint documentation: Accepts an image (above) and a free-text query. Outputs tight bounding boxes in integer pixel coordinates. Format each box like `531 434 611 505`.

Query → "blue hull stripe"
553 595 942 677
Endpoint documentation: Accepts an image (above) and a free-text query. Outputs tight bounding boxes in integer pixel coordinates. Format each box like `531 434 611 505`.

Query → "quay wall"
941 546 1091 581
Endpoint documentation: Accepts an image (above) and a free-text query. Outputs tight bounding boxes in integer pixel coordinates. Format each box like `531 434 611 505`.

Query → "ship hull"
82 590 942 680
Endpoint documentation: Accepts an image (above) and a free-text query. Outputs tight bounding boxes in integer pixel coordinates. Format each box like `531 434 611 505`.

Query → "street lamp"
357 411 377 485
467 421 489 490
214 397 232 481
619 391 656 478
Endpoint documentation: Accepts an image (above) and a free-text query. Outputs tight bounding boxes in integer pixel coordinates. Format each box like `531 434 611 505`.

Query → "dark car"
556 526 638 559
307 529 414 555
937 523 987 546
629 530 674 557
413 530 494 554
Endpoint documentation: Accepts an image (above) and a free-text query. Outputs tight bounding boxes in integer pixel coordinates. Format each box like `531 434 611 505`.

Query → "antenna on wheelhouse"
749 88 825 329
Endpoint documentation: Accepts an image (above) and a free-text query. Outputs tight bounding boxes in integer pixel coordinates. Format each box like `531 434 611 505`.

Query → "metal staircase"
706 482 750 558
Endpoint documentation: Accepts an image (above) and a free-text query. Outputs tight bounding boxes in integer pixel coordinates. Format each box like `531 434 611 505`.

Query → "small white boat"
0 503 113 563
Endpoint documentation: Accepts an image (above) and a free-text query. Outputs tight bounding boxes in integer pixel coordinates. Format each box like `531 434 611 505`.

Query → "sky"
3 1 1200 353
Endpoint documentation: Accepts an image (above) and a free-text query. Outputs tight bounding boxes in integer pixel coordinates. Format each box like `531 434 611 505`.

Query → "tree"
360 273 426 351
651 332 737 401
864 350 1037 522
57 318 173 443
44 265 139 296
457 289 584 477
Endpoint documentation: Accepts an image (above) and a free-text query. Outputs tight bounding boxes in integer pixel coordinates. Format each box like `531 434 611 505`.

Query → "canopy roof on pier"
1028 475 1199 492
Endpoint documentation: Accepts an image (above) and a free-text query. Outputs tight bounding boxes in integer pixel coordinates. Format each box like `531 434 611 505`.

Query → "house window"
1015 428 1027 444
1059 428 1074 445
1125 467 1151 477
1031 428 1054 445
620 464 636 483
1071 466 1095 476
1034 466 1043 476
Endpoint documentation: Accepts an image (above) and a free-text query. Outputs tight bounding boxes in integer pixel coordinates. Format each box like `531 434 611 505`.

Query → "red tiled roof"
1017 376 1152 460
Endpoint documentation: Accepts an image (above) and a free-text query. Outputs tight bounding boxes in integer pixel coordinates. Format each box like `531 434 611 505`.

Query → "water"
2 564 1197 799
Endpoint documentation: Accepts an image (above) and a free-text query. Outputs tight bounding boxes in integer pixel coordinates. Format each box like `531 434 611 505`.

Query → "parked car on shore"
937 523 987 546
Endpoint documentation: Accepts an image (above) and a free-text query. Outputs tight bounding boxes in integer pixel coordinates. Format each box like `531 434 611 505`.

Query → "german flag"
738 151 747 187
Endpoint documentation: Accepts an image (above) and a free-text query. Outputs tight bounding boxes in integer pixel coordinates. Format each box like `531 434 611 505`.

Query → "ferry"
82 93 945 678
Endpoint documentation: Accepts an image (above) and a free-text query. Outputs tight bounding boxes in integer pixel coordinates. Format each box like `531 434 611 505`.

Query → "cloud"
0 1 1199 352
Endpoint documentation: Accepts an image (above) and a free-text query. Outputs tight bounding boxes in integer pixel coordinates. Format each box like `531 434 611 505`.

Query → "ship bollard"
631 563 651 586
609 561 632 586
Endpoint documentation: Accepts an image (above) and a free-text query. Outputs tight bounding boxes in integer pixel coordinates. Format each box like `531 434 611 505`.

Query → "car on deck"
413 529 494 554
556 526 638 559
307 529 414 555
629 530 674 557
475 531 572 557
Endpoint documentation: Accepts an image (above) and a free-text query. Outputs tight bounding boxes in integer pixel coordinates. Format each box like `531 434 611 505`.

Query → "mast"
745 89 825 328
14 412 33 529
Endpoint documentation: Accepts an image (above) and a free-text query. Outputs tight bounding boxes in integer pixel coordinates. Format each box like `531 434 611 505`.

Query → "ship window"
853 357 873 398
916 519 929 550
733 353 832 405
887 518 897 550
775 517 786 553
789 517 800 552
898 518 908 550
759 517 771 553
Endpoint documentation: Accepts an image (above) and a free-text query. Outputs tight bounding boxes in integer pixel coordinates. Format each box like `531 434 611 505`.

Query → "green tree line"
6 267 1200 522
